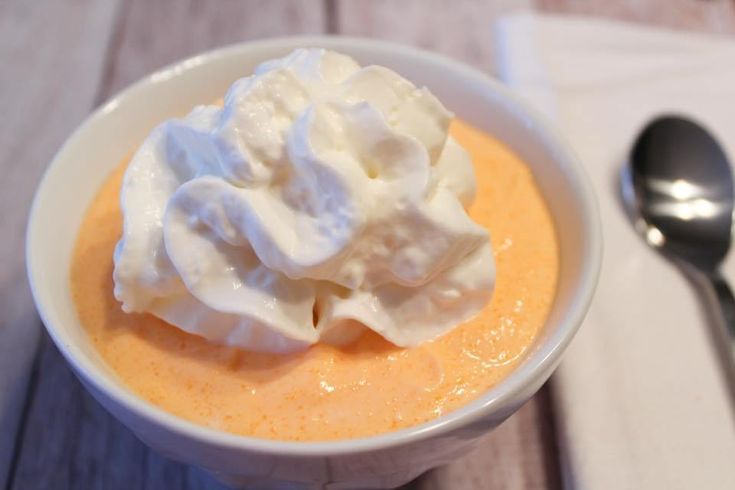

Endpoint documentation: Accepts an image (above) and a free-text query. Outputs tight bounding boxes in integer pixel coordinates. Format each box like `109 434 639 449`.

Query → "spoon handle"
705 271 735 366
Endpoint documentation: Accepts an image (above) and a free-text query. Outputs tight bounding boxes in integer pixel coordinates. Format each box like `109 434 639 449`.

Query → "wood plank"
9 1 324 489
11 1 560 488
405 386 561 490
333 0 533 73
10 336 226 490
9 0 715 489
0 0 122 486
101 0 327 97
335 1 560 488
538 0 735 34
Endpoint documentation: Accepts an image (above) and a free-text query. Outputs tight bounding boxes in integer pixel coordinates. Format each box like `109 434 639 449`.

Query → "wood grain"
405 386 561 490
0 0 122 486
336 2 561 488
9 0 704 488
7 1 322 489
538 0 735 34
333 0 532 73
10 336 227 490
5 1 563 489
101 0 327 98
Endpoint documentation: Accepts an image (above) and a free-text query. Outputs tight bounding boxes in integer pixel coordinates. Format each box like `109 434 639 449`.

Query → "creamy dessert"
71 49 558 440
114 49 494 353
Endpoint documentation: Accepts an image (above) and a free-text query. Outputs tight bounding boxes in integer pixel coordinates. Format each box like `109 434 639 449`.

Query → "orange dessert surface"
71 119 559 441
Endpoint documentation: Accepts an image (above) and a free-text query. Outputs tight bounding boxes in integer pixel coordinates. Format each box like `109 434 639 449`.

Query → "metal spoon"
621 114 735 369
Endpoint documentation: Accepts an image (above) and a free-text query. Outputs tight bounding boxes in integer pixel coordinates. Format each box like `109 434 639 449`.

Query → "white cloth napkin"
493 13 735 489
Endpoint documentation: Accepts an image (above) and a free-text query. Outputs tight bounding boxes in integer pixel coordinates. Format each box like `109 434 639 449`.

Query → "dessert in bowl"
27 37 600 489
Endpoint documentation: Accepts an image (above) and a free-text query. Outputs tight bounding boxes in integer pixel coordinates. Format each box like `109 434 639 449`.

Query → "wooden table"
2 1 734 488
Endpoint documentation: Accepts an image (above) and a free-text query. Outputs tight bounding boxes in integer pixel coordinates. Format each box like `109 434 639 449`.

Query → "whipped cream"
113 48 495 353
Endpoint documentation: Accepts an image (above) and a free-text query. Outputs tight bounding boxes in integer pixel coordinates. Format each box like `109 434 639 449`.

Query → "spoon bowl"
623 115 734 272
622 113 735 378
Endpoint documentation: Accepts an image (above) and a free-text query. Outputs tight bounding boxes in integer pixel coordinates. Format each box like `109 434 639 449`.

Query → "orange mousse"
71 119 559 441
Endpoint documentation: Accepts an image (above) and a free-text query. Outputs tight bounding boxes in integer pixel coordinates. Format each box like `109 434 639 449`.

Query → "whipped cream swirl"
114 48 495 353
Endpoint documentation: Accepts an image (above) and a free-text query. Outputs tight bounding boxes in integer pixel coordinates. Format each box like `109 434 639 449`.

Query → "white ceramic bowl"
26 37 601 489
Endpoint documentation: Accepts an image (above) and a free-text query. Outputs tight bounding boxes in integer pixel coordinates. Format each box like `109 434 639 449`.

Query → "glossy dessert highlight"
70 50 559 441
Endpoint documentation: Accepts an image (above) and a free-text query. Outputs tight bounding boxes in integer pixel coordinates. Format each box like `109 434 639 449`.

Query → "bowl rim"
26 35 602 457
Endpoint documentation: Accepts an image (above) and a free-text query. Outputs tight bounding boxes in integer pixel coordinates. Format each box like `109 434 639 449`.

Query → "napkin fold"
494 13 735 490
